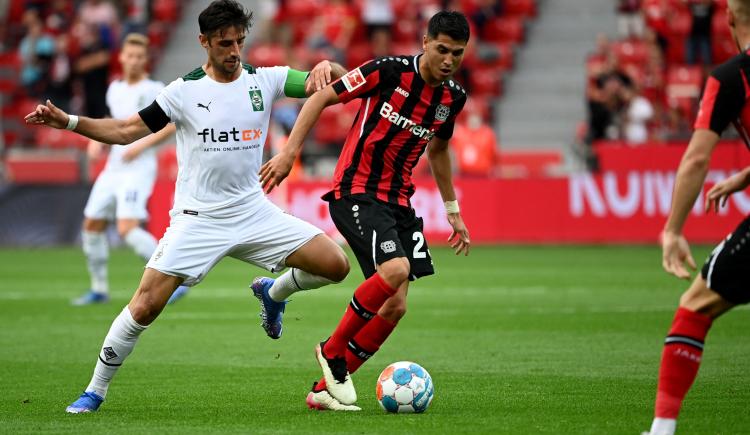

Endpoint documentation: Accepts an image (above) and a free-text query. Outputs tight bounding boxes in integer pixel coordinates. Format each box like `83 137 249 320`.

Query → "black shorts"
327 194 434 280
701 215 750 304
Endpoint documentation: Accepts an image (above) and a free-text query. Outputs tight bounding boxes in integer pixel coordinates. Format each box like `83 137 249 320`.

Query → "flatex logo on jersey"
198 127 263 152
379 102 436 140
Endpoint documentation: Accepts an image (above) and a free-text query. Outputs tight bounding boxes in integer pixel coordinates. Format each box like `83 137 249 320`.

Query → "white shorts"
146 201 324 286
83 170 156 220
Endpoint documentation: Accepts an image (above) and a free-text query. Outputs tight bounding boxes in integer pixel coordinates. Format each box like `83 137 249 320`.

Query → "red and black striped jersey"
695 49 750 149
324 55 467 207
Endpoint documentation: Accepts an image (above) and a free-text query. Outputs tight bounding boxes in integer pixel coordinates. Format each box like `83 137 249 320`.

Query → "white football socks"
82 230 109 294
649 418 676 435
268 268 336 302
123 227 157 261
85 306 147 398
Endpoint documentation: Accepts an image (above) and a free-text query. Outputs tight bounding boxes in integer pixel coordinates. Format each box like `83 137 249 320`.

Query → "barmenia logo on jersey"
379 102 436 140
249 89 264 111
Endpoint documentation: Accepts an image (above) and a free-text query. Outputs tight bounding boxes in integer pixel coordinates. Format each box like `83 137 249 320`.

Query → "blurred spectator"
123 0 150 37
78 0 119 47
451 112 500 177
685 0 714 66
19 9 55 97
616 0 644 39
620 84 654 144
588 74 623 141
642 0 670 54
45 0 75 35
362 0 394 36
46 34 74 113
306 0 358 65
589 33 611 64
74 22 111 118
469 0 503 36
659 103 693 141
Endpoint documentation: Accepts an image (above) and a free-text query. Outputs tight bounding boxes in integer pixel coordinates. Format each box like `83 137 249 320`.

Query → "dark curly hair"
198 0 253 39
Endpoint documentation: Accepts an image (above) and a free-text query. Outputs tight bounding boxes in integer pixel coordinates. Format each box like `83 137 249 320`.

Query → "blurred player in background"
260 11 472 409
647 1 750 434
74 32 187 306
26 0 350 414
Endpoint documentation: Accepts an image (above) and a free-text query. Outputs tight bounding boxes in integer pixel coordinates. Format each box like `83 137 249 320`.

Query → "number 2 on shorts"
412 232 426 259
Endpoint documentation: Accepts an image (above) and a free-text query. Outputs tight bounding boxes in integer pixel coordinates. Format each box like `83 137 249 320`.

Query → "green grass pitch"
0 245 748 434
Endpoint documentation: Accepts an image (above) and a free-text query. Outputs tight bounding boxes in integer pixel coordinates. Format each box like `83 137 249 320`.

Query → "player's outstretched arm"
259 86 340 193
705 165 750 213
25 99 152 145
662 128 720 279
427 137 470 256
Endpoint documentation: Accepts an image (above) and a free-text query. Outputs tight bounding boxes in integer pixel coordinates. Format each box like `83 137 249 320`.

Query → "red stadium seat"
498 150 561 178
666 65 703 99
504 0 537 17
152 0 179 23
346 42 373 70
313 101 358 145
35 128 89 150
612 40 649 66
482 17 525 44
5 150 81 184
251 43 287 67
469 66 504 97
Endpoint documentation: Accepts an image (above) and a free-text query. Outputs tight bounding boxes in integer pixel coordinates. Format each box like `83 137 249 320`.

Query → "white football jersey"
104 78 164 173
155 65 292 218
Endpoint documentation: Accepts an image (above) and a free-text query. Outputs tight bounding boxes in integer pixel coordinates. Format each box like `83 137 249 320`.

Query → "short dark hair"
427 11 470 42
198 0 253 39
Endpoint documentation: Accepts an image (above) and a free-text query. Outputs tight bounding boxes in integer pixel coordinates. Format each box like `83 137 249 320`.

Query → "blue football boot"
250 277 287 339
65 391 104 413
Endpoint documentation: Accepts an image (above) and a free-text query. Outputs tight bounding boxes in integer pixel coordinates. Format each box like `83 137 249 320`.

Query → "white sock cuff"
122 306 148 332
291 268 336 290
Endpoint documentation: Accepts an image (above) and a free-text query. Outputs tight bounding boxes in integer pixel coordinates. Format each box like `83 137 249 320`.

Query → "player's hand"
705 170 750 213
307 60 333 93
259 152 295 194
87 140 105 159
24 99 69 129
447 213 470 256
661 230 696 280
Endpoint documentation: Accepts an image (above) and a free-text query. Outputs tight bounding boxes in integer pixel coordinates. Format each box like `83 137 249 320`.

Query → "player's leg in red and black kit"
310 194 433 407
647 217 750 435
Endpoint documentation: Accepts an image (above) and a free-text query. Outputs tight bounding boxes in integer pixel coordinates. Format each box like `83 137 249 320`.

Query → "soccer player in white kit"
26 0 354 413
74 33 187 306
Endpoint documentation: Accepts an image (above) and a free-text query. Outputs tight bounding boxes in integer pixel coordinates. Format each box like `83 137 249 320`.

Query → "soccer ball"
376 361 434 413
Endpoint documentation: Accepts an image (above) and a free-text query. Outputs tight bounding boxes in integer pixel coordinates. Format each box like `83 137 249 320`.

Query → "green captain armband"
284 68 310 98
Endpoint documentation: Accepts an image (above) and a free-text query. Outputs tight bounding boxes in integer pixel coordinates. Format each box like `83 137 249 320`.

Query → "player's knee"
327 255 350 283
83 218 105 232
129 288 164 325
116 221 138 238
378 258 410 287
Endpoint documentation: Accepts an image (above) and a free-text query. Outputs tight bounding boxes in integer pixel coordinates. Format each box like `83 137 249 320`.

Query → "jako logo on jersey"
395 87 410 97
343 68 366 92
198 128 262 143
379 102 435 140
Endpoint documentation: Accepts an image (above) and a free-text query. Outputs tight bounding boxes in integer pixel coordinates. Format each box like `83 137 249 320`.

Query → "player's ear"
422 34 428 50
199 33 209 48
727 8 735 28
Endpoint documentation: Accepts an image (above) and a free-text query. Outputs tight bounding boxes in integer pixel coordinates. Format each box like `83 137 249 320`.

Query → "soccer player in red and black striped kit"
646 1 750 434
260 11 472 409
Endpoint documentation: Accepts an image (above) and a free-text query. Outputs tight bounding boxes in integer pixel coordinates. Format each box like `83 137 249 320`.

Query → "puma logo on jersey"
379 102 435 141
197 101 212 112
395 87 410 97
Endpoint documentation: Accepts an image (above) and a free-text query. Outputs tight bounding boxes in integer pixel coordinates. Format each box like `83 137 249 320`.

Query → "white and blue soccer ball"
376 361 434 413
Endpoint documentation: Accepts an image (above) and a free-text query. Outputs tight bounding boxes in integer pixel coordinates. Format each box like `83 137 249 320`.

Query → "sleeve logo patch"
343 68 366 92
435 104 450 122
